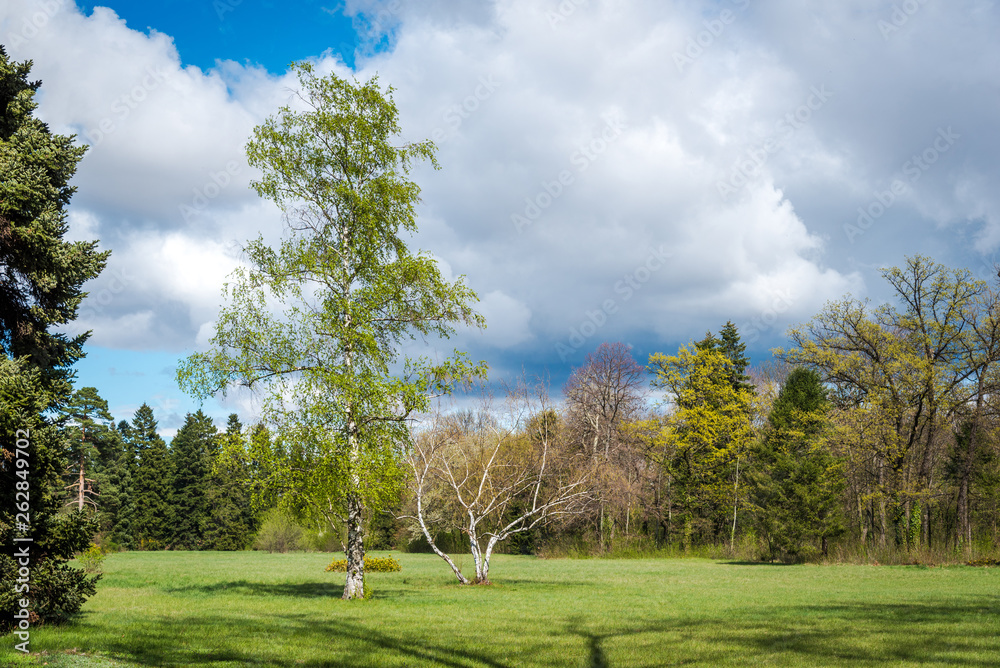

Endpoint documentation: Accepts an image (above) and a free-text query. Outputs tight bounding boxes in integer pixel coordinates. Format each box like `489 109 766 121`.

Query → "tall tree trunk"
343 493 365 599
730 455 740 551
918 405 938 548
959 372 987 554
877 461 887 548
78 452 86 511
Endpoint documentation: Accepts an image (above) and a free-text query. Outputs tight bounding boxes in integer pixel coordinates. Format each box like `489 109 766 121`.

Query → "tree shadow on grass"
163 580 407 601
717 560 798 566
51 595 1000 667
562 599 1000 668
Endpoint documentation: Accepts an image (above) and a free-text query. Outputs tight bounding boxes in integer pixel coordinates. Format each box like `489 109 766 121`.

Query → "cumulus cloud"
4 0 999 380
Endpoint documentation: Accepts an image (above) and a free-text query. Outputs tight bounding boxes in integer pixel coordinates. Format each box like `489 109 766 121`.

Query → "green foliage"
203 415 262 551
104 421 137 549
0 48 108 393
176 61 486 597
749 368 845 562
326 554 401 572
76 544 106 574
648 336 756 545
169 411 217 549
58 387 117 514
253 508 306 553
129 405 174 547
0 49 106 632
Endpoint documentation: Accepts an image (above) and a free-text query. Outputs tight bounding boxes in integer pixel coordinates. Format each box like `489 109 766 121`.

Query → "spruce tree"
129 405 174 549
101 423 135 549
0 46 107 633
170 411 216 549
749 367 844 561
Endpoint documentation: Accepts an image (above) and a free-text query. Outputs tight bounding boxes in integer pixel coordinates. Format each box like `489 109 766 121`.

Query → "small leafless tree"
406 379 594 584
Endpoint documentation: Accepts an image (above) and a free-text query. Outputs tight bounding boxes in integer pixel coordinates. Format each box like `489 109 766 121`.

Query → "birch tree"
178 63 484 599
407 382 593 584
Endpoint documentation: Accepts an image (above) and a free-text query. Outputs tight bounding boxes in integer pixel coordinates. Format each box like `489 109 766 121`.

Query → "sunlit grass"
3 550 999 666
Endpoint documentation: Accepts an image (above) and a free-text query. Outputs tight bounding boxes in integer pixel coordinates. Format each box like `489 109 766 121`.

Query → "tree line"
60 393 263 552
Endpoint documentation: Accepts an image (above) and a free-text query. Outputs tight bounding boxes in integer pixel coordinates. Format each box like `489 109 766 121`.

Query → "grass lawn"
2 551 999 667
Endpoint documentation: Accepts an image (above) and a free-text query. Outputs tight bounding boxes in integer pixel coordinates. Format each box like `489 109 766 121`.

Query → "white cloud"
8 0 1000 373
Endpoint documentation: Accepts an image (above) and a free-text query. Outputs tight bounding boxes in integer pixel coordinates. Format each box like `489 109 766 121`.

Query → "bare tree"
406 380 593 584
563 342 647 547
564 342 646 460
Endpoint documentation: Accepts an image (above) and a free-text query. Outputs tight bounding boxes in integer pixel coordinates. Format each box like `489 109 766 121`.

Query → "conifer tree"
129 405 174 549
749 367 844 561
170 411 216 549
59 387 115 513
101 423 135 548
0 46 107 632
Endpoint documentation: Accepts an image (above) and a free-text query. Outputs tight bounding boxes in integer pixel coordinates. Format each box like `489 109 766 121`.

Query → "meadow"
2 551 999 667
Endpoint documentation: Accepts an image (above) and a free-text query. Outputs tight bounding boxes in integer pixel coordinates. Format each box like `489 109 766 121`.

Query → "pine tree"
58 387 115 513
170 411 216 549
129 405 174 549
749 367 844 561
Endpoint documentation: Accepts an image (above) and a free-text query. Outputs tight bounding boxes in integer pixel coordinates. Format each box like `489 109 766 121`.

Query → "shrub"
967 558 1000 567
76 544 106 573
325 555 401 572
253 508 306 553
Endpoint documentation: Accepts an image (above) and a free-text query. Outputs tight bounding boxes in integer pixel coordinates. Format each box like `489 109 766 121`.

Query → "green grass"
3 551 999 666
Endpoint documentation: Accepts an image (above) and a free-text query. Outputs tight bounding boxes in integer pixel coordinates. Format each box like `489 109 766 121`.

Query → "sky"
3 0 1000 437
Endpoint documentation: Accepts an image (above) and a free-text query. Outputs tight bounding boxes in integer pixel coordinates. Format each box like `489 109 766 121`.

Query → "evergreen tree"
58 387 115 513
749 367 844 561
129 405 174 549
204 415 259 550
170 411 216 549
101 423 135 549
697 321 753 394
0 47 107 633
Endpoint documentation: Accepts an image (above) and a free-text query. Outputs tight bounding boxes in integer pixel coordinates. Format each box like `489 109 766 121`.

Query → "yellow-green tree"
649 344 756 548
780 255 989 550
178 63 485 599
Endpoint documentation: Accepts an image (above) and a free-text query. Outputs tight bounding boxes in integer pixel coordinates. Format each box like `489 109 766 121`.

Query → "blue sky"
75 0 363 72
4 0 1000 436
